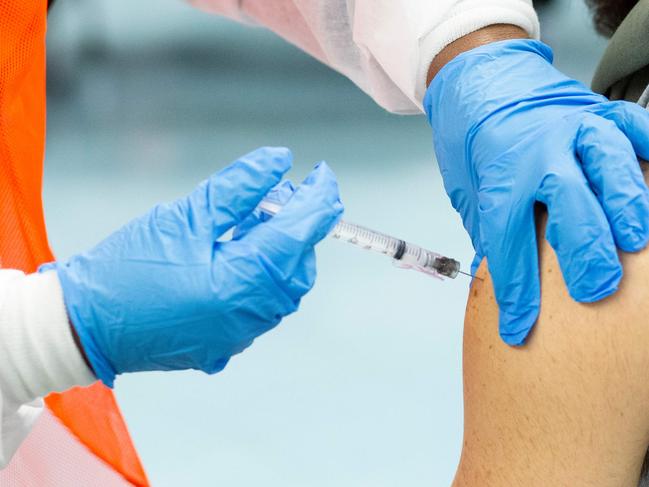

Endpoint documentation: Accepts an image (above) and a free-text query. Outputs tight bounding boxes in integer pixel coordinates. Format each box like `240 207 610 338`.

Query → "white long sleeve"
0 270 95 468
187 0 540 113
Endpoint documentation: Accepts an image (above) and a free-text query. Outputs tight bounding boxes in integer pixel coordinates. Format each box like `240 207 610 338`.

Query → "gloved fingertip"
199 147 298 238
250 146 293 171
613 191 649 252
304 160 333 184
299 161 342 208
499 330 530 347
570 281 620 303
568 266 621 303
203 357 230 375
498 305 540 346
617 226 649 253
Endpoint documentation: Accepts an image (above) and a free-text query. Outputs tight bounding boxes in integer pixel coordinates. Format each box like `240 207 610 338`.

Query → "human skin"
452 165 649 487
427 24 528 84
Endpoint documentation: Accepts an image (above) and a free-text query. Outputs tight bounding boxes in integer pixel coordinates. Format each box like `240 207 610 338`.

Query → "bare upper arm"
454 167 649 487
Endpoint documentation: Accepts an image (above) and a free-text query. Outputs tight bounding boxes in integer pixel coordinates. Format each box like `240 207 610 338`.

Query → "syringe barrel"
331 220 459 278
330 220 401 257
257 198 461 279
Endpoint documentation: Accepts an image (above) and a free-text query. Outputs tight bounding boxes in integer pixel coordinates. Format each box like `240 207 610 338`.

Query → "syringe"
258 199 472 280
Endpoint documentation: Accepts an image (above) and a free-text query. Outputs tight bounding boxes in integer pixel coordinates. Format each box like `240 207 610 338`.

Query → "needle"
459 270 483 280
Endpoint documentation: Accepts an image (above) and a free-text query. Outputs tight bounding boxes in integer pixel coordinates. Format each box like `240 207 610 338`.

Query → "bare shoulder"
455 174 649 486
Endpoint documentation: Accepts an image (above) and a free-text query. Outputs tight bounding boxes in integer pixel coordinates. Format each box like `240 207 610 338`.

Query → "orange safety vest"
0 2 148 485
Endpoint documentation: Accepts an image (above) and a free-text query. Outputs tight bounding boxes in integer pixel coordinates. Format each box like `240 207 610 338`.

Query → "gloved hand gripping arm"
50 147 343 386
425 27 649 345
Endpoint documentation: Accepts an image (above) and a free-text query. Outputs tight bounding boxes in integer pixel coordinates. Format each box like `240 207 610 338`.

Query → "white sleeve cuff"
0 270 96 408
415 0 540 106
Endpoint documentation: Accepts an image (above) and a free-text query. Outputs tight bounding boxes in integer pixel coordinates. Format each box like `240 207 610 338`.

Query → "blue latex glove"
425 39 649 345
48 147 343 386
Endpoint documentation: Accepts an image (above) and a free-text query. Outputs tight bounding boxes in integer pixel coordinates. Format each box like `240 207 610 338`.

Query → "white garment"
188 0 540 113
0 270 95 468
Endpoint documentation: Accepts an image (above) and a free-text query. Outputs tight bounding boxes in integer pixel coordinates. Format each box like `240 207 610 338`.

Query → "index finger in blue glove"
576 114 649 252
260 161 344 246
181 146 292 240
536 162 622 303
241 162 343 300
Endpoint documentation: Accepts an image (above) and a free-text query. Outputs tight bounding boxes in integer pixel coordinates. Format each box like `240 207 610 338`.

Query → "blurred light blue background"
44 1 606 485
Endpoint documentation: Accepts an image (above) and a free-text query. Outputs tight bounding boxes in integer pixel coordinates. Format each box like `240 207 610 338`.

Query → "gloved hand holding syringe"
258 197 474 280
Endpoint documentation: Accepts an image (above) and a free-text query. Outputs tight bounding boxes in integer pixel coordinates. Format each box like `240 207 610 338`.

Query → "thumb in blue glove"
49 147 343 386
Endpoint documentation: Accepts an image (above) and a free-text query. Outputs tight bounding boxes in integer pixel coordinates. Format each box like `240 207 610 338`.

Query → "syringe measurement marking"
259 198 469 279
